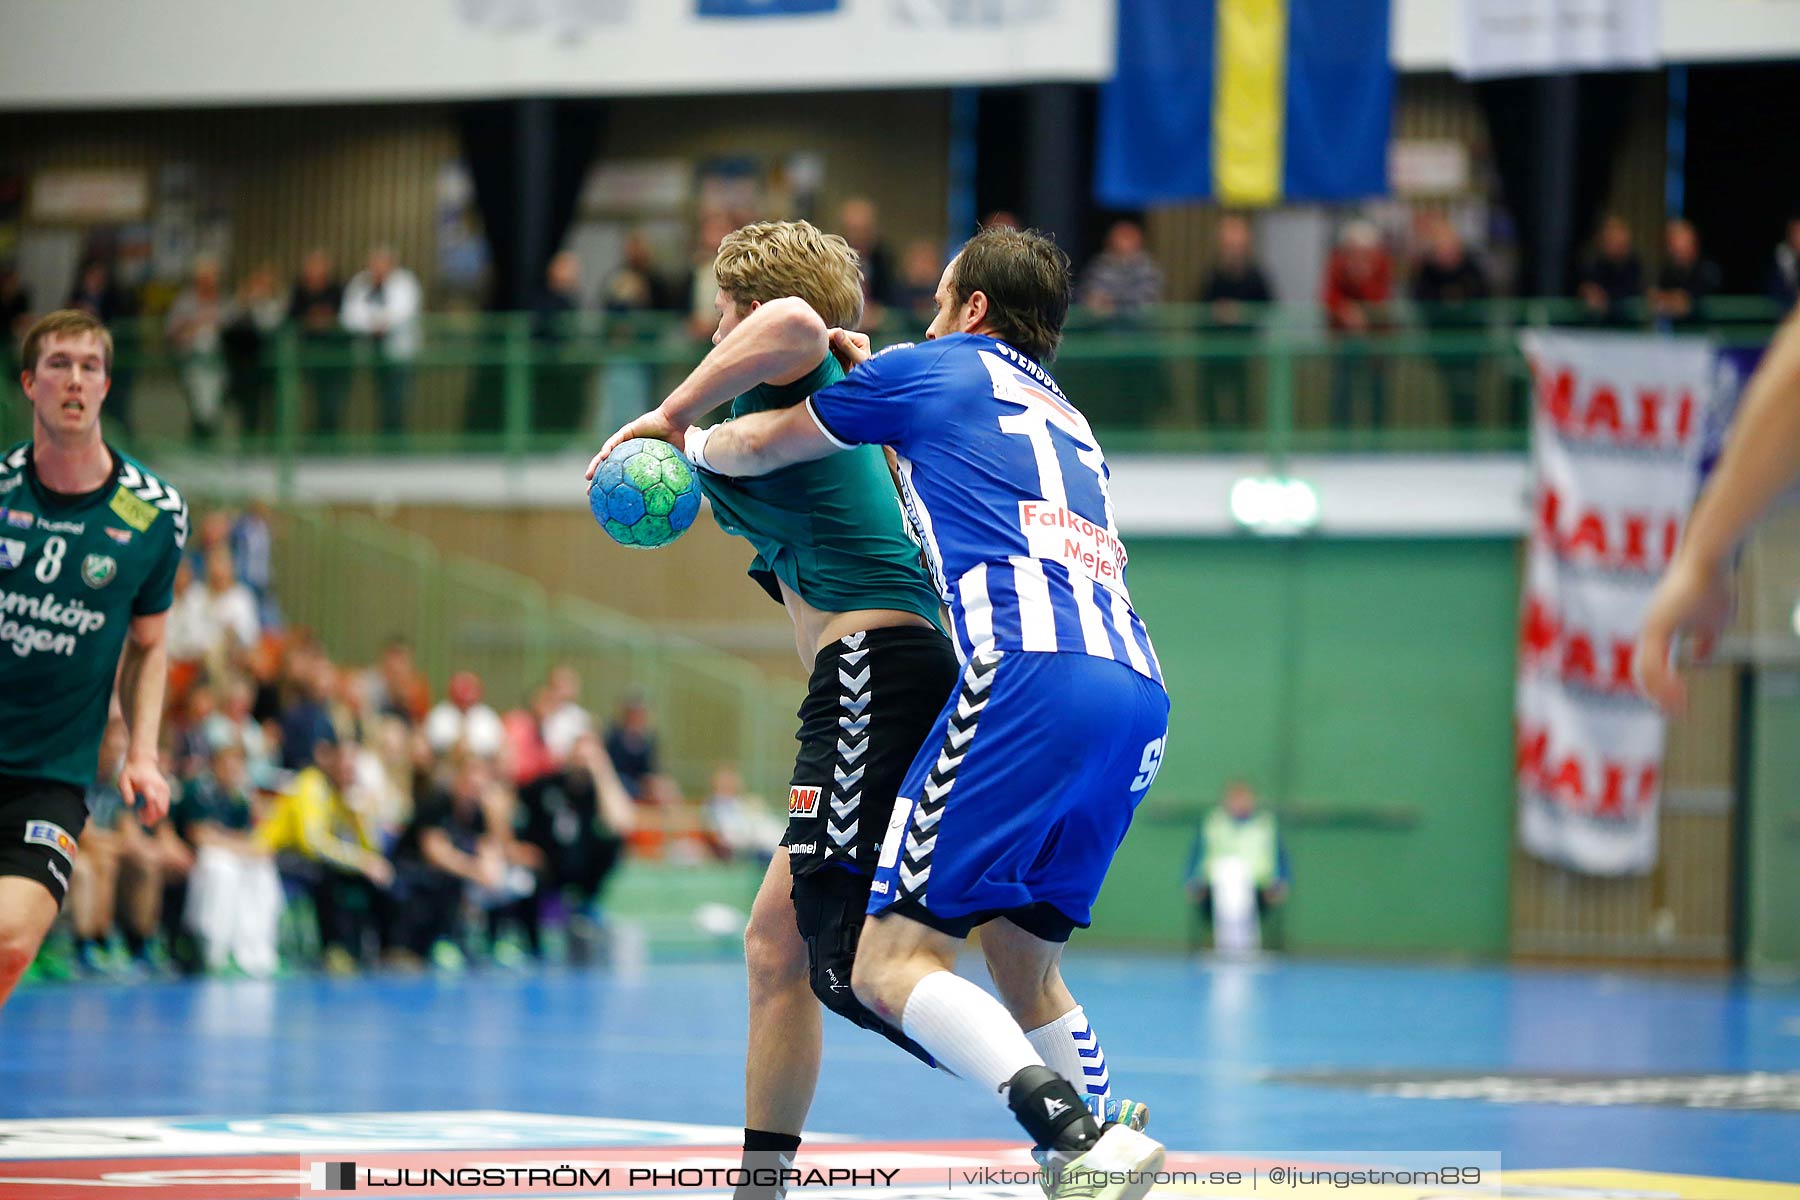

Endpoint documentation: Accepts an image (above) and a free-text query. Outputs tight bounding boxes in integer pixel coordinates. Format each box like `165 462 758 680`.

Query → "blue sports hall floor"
2 954 1797 1198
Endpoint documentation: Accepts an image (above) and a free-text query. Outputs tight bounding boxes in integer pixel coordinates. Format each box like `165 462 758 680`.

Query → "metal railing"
6 297 1784 465
271 508 799 799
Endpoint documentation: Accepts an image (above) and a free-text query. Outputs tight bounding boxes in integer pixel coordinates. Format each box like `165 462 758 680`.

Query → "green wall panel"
1746 669 1800 975
1087 538 1520 956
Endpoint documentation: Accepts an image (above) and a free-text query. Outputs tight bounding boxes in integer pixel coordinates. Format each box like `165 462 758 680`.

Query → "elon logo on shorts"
24 820 78 864
788 785 822 817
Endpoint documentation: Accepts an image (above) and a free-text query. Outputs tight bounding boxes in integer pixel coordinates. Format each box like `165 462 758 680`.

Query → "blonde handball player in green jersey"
592 223 1148 1199
592 222 958 1195
0 311 185 1009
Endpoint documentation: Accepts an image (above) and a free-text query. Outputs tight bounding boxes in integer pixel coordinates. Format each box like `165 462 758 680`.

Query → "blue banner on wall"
696 0 840 16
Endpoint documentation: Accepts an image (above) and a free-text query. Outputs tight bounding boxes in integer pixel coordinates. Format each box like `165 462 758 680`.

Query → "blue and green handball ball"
589 437 702 549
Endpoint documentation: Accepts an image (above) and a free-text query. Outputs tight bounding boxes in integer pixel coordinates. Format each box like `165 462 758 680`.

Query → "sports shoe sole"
1045 1125 1166 1200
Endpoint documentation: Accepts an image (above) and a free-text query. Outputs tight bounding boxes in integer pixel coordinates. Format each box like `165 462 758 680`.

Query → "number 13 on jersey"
984 351 1128 591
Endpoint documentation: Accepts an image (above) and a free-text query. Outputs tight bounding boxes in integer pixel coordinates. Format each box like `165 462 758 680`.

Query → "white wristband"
684 425 716 474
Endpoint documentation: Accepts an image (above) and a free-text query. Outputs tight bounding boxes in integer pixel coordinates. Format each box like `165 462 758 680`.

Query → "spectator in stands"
504 667 592 789
222 263 285 437
1080 218 1164 319
535 249 585 336
504 684 563 790
604 231 678 314
171 549 260 686
541 664 592 762
204 676 276 787
686 213 736 338
176 743 281 977
173 685 219 783
1650 218 1722 327
1201 214 1274 320
230 500 277 628
1411 215 1492 431
532 250 589 434
165 255 229 441
604 693 661 802
390 752 536 968
1199 214 1274 429
340 245 422 438
700 765 782 863
1577 214 1644 326
1324 220 1395 432
206 548 261 652
332 663 373 747
68 256 131 323
1768 215 1800 310
425 669 507 761
279 647 339 772
289 249 349 435
838 197 897 318
258 735 393 974
894 239 945 326
1184 779 1289 954
163 559 210 693
194 510 233 571
517 729 634 963
364 637 431 728
68 257 136 434
361 714 424 849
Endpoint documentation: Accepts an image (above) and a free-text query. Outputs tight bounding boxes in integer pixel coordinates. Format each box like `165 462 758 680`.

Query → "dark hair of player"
947 226 1072 364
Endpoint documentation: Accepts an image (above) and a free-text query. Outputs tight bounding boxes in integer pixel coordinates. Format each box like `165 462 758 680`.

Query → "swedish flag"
1096 0 1393 207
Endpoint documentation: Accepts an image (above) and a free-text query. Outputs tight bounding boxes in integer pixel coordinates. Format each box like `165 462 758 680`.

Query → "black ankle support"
1005 1065 1101 1152
742 1128 801 1154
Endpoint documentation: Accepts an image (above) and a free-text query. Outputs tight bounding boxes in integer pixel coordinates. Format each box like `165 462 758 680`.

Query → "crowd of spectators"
6 199 1794 445
3 245 424 442
38 505 781 985
1063 206 1790 431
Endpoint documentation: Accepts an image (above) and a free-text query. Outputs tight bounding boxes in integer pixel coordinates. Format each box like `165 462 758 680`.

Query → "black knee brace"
791 867 937 1068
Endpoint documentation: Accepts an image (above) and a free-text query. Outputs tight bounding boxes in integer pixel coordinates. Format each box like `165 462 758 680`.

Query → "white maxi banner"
1515 331 1712 876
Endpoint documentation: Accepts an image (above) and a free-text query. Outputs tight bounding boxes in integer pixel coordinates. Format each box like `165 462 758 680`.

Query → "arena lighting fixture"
1230 475 1321 536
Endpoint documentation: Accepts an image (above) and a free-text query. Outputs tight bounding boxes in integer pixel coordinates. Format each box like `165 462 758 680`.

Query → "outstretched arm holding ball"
586 297 831 479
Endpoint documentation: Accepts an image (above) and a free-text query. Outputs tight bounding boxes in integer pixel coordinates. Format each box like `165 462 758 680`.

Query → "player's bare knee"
744 905 806 990
0 924 43 983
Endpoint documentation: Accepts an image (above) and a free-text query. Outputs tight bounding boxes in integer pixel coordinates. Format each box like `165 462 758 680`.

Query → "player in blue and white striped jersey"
660 226 1168 1199
802 324 1161 685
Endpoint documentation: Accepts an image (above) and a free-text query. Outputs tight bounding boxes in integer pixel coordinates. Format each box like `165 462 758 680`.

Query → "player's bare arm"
587 297 830 478
115 611 172 825
685 402 841 479
1635 306 1800 711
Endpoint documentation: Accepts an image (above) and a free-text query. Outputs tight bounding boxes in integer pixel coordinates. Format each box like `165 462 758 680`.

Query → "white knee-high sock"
1025 1006 1111 1117
900 970 1042 1098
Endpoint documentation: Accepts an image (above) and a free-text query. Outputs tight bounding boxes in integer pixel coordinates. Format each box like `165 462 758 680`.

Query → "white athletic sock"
900 970 1043 1099
1026 1006 1111 1117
